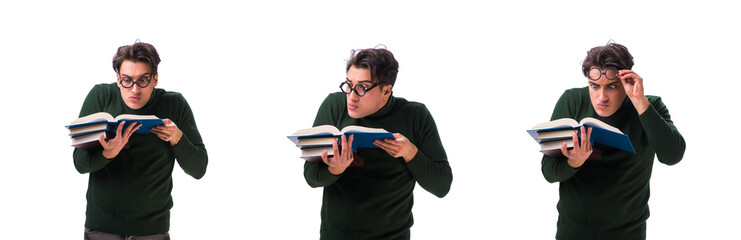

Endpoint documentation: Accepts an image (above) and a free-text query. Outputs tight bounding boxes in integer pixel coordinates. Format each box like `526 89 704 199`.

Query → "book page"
113 114 160 121
530 118 579 130
340 125 389 134
291 125 341 136
579 117 622 134
69 112 114 125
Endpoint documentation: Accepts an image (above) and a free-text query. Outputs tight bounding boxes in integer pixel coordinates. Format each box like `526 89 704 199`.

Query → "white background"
1 1 738 239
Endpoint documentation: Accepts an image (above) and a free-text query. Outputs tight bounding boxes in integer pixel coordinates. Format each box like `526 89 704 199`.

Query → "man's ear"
382 84 393 99
153 73 159 87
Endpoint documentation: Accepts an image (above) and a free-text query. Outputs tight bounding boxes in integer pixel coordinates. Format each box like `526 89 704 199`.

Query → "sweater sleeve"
405 106 452 198
541 90 581 183
171 94 208 179
73 85 113 174
303 93 342 187
638 97 685 165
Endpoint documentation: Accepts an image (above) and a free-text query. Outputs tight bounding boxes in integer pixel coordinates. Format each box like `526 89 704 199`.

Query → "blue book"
527 117 636 156
288 125 395 153
66 112 164 138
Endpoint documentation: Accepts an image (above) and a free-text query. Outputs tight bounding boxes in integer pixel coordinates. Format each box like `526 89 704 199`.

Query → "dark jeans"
84 228 170 240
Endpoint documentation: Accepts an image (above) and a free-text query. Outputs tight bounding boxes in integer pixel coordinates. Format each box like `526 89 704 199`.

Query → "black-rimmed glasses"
119 73 153 88
339 81 379 97
588 67 619 81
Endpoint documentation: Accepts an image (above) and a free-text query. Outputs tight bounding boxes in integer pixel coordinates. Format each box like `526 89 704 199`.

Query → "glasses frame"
339 81 380 97
118 73 154 89
588 67 619 81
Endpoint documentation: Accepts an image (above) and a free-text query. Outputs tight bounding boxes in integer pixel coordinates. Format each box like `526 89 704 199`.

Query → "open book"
288 125 394 160
527 117 635 157
66 112 164 149
66 112 164 136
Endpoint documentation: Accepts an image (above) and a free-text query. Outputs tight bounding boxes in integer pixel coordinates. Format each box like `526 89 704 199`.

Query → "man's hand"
100 121 141 159
561 126 593 168
374 133 418 163
322 134 354 175
618 69 650 115
151 119 183 146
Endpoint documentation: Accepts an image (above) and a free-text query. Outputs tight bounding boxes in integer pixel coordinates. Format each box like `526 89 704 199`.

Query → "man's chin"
125 102 144 110
347 109 366 119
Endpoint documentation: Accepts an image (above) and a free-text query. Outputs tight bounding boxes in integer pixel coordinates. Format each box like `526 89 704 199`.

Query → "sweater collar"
115 83 162 113
364 94 396 119
592 95 633 125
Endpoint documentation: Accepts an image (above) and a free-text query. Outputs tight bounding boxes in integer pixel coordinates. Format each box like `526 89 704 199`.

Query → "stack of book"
287 125 394 162
527 117 635 157
66 112 163 149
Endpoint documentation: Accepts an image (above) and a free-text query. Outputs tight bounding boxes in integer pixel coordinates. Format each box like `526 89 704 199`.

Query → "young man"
541 42 686 239
304 47 453 239
73 42 208 239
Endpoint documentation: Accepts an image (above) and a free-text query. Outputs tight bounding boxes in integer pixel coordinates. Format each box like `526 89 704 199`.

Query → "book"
300 146 334 162
68 122 108 137
527 117 635 157
296 137 336 148
71 131 107 150
535 129 573 142
66 112 164 135
538 139 575 158
288 125 394 150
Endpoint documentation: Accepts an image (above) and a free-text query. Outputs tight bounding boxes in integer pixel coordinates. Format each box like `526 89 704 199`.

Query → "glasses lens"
120 78 133 88
136 78 150 88
605 68 618 80
355 85 367 96
340 82 351 94
588 68 602 80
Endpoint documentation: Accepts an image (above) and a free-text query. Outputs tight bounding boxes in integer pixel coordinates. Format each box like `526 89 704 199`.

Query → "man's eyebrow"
345 78 373 83
588 79 621 85
121 73 152 78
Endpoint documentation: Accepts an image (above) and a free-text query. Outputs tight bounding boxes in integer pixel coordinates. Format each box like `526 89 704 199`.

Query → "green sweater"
541 87 685 240
73 83 208 236
304 92 453 240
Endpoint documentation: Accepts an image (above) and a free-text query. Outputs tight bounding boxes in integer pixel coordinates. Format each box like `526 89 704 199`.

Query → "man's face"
117 60 158 110
587 66 626 117
345 65 392 119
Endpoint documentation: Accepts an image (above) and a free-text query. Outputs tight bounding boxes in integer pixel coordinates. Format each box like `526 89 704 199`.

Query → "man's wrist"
327 166 344 176
632 96 650 115
170 130 182 146
403 148 418 163
102 149 116 159
567 158 583 168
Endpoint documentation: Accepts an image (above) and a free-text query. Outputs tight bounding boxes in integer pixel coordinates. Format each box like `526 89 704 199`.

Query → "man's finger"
346 134 354 152
586 127 593 151
560 141 569 157
98 133 108 146
321 150 330 165
571 130 579 150
116 121 126 138
332 138 340 160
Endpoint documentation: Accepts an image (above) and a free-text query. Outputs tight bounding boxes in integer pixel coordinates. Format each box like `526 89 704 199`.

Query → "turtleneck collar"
116 84 162 113
363 94 396 119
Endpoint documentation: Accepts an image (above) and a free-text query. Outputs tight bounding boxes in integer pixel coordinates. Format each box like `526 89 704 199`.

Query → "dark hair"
581 41 634 77
346 47 399 86
112 41 161 75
